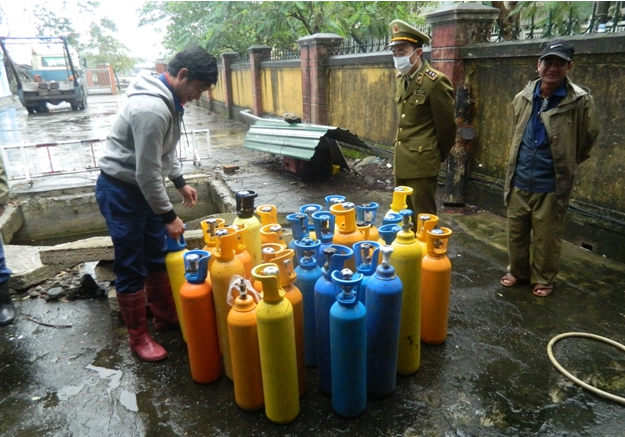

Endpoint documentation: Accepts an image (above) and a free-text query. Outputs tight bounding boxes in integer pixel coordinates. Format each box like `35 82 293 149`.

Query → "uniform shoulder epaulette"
424 69 440 81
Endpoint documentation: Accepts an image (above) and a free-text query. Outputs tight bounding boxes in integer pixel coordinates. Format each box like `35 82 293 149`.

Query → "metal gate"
85 66 116 95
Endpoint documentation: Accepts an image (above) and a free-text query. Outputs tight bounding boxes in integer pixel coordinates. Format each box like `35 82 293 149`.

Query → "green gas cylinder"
233 190 262 268
391 209 423 375
330 202 363 272
253 264 300 424
272 248 307 397
209 227 245 381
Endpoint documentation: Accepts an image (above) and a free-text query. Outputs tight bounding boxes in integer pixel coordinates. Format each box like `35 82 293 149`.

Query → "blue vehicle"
0 36 87 113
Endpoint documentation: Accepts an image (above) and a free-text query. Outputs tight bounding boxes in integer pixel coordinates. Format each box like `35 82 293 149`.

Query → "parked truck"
0 36 87 113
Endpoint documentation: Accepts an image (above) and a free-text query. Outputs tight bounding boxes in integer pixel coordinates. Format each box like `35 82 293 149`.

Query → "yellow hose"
547 332 625 405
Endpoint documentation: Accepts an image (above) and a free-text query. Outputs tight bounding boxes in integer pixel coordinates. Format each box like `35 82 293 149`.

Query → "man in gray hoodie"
96 46 218 361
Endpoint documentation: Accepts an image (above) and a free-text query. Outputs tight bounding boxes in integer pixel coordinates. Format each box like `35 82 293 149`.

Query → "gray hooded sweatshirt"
98 73 184 218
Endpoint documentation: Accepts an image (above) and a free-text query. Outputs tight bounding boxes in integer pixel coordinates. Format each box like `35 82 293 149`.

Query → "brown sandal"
532 283 554 297
500 273 520 287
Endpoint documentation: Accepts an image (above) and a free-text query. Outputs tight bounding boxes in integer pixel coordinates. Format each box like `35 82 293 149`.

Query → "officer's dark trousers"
95 174 168 294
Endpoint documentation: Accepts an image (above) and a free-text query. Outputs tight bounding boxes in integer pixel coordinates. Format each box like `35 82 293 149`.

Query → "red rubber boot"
116 290 167 362
145 271 180 331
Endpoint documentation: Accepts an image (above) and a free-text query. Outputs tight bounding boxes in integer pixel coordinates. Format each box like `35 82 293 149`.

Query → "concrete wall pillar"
247 45 272 116
220 52 239 119
296 33 343 124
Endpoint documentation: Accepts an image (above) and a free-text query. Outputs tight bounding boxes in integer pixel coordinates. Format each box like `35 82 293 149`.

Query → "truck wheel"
71 103 79 111
26 106 36 114
37 103 49 113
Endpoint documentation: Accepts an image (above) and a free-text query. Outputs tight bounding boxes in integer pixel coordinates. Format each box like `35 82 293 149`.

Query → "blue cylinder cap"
184 250 210 284
331 268 363 306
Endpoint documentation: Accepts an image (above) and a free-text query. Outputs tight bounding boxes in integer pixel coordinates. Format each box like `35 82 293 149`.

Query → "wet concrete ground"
1 95 624 436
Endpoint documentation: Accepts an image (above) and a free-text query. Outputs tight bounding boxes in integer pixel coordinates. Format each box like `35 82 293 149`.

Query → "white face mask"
393 49 417 75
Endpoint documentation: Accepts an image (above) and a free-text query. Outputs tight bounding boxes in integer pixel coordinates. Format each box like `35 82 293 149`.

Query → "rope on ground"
547 332 625 405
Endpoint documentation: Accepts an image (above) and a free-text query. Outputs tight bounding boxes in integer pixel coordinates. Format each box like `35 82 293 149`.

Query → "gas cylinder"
299 204 322 239
365 245 403 398
325 194 346 231
233 190 262 267
227 278 264 411
253 264 300 424
382 211 403 227
165 233 188 338
260 223 287 248
330 202 363 272
256 204 278 227
356 221 372 241
314 244 353 394
353 240 381 305
179 250 221 383
253 243 284 292
209 227 245 381
421 227 453 345
377 223 401 264
416 213 439 258
391 209 423 375
200 218 226 269
272 248 306 397
312 211 335 268
231 223 253 280
330 268 367 418
385 186 413 218
286 212 310 268
294 237 323 367
357 202 380 242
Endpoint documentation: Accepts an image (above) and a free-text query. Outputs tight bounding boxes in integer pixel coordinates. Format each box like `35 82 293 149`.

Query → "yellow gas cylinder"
253 264 300 424
416 213 439 258
385 186 414 218
209 227 245 381
260 223 287 248
165 233 188 340
256 204 278 227
231 223 253 280
232 190 262 267
272 248 307 397
253 243 284 292
391 209 423 375
421 227 453 345
330 202 363 272
228 278 264 411
200 217 226 269
356 221 372 241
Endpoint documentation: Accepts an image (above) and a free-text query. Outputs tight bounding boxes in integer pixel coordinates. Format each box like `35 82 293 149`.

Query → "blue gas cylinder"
299 204 322 237
286 212 310 268
324 194 346 211
382 212 403 226
294 237 323 367
314 244 353 394
330 268 367 418
365 245 403 398
312 211 336 268
378 223 401 246
353 240 381 305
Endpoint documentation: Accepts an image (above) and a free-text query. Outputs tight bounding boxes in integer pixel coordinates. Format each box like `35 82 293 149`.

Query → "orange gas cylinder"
357 202 380 242
228 278 264 411
256 204 278 227
231 223 253 280
209 227 245 381
330 202 363 271
260 223 287 248
356 221 372 241
253 243 284 292
385 186 413 218
272 248 307 397
421 227 453 345
200 218 226 268
179 251 221 383
416 213 439 258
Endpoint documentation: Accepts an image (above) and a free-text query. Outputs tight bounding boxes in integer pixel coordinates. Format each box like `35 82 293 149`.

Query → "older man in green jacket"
501 40 599 297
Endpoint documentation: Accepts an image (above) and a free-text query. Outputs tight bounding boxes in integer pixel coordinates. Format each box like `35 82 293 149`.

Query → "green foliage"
138 1 436 55
509 1 595 36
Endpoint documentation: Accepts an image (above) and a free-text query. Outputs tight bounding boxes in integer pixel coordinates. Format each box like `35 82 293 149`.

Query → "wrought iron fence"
260 49 300 62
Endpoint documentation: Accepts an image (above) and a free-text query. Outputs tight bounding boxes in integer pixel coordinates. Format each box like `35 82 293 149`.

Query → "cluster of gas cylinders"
166 186 453 424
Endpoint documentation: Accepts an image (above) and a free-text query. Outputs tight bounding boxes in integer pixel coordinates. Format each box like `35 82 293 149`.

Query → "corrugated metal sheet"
243 119 371 175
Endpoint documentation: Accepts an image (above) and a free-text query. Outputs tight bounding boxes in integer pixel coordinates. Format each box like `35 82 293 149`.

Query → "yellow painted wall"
232 68 253 109
260 67 302 118
210 66 225 102
326 65 397 147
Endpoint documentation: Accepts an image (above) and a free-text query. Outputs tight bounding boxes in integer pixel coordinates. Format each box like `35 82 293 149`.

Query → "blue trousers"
95 174 168 294
0 237 12 285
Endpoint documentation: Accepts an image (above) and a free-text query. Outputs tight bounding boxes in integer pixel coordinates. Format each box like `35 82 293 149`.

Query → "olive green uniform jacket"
504 77 599 217
0 155 9 206
393 61 456 179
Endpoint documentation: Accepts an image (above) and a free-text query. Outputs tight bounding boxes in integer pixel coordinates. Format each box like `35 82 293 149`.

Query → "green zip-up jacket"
504 76 599 216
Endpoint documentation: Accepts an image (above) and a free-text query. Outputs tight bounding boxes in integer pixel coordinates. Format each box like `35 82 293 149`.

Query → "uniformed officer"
389 19 456 218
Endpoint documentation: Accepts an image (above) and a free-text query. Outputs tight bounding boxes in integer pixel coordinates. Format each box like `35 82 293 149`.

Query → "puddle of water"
86 363 139 412
119 389 138 412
